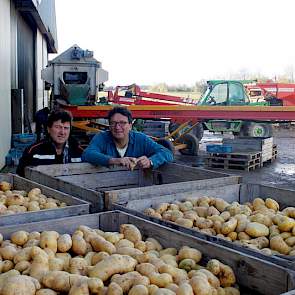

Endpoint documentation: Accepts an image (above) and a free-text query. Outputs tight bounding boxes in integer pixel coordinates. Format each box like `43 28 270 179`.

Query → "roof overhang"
15 0 57 53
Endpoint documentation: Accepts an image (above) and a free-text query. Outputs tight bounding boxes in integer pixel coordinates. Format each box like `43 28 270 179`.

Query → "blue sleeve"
82 133 112 166
141 135 174 169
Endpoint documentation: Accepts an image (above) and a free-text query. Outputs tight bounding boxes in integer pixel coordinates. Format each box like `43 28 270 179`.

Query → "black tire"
193 123 204 141
244 122 273 137
179 133 199 156
156 139 175 154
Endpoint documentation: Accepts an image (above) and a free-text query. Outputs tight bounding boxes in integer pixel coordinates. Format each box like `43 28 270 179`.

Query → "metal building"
0 0 57 168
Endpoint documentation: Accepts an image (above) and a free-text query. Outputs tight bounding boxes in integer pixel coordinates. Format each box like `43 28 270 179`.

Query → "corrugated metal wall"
0 0 12 168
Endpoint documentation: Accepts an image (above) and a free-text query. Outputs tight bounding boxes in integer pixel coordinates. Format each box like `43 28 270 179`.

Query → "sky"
54 0 295 87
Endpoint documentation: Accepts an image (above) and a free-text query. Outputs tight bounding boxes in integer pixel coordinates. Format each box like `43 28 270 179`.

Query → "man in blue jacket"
82 107 174 170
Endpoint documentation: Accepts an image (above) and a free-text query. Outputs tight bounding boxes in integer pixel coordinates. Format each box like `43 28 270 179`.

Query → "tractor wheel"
157 139 175 155
244 122 273 137
179 134 199 156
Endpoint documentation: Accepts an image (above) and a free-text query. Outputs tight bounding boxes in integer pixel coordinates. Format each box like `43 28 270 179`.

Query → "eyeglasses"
109 121 129 128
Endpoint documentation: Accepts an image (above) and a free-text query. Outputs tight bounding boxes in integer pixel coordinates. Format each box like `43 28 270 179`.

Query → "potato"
57 234 72 253
106 282 123 295
14 260 31 273
90 235 116 255
146 238 163 251
116 246 143 259
221 218 238 235
155 203 170 214
11 231 29 246
71 233 87 256
245 222 269 238
28 188 41 200
149 272 173 288
129 285 149 295
42 271 71 292
179 201 193 212
28 201 40 211
120 224 142 243
270 236 290 255
158 264 187 284
160 254 178 267
277 216 295 232
0 245 18 260
104 232 124 244
0 181 12 192
2 260 14 272
178 246 202 263
190 275 213 295
88 254 137 281
178 258 196 271
212 198 229 212
111 271 146 292
136 263 156 276
39 231 59 253
265 198 279 211
176 282 194 295
1 274 41 295
6 194 25 206
175 218 193 228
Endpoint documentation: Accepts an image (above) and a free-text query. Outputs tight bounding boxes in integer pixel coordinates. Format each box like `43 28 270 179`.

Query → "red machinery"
246 82 295 106
107 84 196 106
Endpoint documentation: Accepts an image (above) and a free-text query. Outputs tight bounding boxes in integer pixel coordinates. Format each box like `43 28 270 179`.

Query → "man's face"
109 113 132 141
47 120 71 146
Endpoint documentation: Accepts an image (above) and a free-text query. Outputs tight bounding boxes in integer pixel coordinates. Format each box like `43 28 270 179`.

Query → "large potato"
245 222 269 238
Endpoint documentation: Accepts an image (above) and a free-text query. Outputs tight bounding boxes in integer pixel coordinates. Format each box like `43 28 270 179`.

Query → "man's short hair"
107 107 133 123
47 110 73 127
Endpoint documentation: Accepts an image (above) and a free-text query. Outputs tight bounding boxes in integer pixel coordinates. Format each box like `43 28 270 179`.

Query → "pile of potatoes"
0 223 239 295
0 181 67 214
143 196 295 256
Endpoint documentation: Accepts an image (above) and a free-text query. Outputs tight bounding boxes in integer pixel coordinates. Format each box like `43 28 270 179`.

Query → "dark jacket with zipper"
16 137 83 177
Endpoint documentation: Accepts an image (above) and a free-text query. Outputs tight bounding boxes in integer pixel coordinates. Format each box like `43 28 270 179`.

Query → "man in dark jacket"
17 110 83 177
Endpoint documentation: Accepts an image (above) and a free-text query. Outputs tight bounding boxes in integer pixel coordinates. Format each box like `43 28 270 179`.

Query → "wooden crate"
25 163 241 212
112 183 295 270
0 211 294 295
0 174 89 226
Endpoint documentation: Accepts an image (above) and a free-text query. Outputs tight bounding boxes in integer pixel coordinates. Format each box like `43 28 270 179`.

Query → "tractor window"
63 72 88 84
228 83 246 105
208 83 227 105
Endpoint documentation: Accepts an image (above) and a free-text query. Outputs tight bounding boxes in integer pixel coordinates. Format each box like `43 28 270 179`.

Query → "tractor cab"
198 80 250 106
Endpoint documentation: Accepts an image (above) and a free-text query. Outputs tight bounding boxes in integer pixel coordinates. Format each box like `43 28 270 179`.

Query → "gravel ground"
175 126 295 190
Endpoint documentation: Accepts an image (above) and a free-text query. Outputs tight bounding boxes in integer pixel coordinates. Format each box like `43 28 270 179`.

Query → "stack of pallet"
206 137 277 171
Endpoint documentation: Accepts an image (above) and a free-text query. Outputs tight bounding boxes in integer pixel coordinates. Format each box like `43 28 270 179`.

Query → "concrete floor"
175 126 295 190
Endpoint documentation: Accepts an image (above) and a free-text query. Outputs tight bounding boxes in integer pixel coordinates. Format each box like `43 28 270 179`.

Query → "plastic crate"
5 149 24 166
12 133 36 143
206 144 233 153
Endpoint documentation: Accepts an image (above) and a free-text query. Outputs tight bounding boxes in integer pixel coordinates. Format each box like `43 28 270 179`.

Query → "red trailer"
107 84 196 106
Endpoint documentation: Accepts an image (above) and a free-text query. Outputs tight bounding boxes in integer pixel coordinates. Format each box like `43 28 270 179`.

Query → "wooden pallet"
206 151 262 171
262 144 278 166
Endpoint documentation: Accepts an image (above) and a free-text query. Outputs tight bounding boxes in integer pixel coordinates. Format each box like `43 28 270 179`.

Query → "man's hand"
136 156 152 169
109 157 138 170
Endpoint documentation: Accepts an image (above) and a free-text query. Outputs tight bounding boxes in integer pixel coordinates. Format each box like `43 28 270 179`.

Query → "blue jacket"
82 130 174 169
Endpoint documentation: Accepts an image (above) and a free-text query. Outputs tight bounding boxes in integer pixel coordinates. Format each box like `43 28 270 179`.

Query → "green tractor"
180 80 274 139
